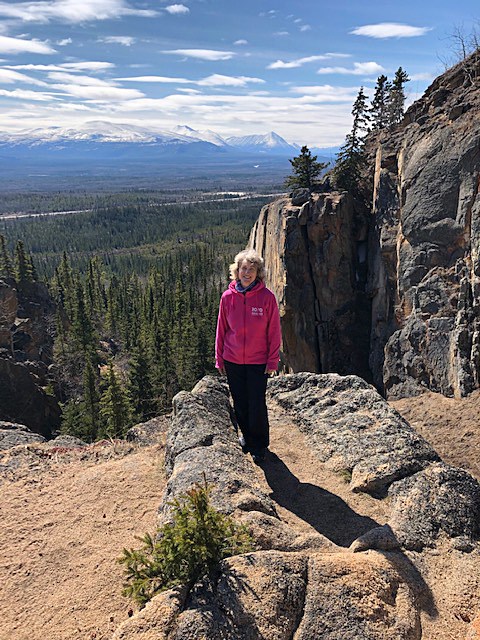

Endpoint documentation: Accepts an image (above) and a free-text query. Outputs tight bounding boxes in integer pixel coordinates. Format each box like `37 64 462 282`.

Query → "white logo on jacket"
251 307 264 316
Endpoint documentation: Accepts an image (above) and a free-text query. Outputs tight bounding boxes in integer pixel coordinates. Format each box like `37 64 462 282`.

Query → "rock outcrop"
369 57 480 398
249 192 371 380
0 278 60 436
249 53 480 399
114 374 480 639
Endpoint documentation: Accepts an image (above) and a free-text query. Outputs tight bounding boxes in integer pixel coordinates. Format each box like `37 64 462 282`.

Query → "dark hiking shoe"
239 435 249 454
252 449 266 464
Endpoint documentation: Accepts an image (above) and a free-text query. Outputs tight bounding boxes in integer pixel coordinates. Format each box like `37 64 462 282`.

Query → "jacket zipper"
243 293 246 364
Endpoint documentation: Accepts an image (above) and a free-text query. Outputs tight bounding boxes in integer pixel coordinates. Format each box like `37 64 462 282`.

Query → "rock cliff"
0 277 60 436
249 54 480 399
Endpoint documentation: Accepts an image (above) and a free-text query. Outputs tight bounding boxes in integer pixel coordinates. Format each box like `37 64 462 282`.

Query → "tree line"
285 67 410 194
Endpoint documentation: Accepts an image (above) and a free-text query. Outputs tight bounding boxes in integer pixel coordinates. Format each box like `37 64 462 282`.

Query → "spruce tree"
332 86 369 192
128 346 155 422
0 234 13 279
99 362 133 438
14 240 34 287
387 67 410 127
72 280 96 354
284 146 328 192
370 75 391 130
82 358 100 441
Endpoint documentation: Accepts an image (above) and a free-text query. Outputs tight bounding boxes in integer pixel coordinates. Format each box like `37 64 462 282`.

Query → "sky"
0 0 478 146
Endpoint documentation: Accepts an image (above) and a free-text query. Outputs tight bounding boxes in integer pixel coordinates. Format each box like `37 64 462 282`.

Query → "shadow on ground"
261 451 379 547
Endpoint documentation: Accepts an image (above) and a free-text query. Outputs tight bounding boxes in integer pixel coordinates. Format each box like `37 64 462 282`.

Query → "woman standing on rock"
215 249 281 464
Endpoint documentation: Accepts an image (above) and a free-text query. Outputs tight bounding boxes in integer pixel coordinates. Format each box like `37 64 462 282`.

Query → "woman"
215 249 281 464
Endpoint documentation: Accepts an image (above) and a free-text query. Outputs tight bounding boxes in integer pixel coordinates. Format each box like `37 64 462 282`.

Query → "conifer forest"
0 193 272 441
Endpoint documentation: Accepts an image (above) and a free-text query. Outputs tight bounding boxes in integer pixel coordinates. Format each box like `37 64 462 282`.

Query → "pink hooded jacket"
215 280 281 371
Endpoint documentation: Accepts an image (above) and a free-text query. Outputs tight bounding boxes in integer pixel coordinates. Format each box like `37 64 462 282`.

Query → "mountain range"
0 121 335 190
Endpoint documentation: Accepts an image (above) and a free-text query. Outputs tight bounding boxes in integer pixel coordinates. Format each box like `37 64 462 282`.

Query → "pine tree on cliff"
14 240 35 286
387 67 410 126
332 86 369 192
0 234 13 279
370 74 391 130
284 146 328 192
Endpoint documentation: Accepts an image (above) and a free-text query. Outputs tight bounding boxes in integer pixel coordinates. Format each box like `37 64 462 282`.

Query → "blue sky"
0 0 478 146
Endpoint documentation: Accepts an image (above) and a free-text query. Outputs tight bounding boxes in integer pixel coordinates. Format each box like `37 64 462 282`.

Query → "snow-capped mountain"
172 125 228 147
226 131 299 154
0 121 297 155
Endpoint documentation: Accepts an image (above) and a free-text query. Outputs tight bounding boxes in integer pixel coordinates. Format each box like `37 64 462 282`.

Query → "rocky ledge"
114 374 480 640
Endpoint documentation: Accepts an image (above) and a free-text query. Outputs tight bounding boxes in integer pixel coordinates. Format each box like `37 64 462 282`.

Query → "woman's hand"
265 368 276 376
219 367 226 376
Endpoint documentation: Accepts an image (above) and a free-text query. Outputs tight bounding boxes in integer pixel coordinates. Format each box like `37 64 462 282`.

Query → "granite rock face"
249 192 371 380
369 56 480 398
0 278 60 436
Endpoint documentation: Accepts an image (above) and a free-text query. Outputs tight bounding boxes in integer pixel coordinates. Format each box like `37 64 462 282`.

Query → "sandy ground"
0 440 166 640
390 389 480 480
0 388 479 640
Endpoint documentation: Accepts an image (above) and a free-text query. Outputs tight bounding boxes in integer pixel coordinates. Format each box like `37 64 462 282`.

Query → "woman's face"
239 259 258 288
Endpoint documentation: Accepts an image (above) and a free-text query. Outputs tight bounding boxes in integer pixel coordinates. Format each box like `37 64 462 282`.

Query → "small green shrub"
118 478 254 606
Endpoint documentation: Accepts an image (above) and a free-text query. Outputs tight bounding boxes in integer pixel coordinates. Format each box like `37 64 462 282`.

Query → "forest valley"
0 194 272 441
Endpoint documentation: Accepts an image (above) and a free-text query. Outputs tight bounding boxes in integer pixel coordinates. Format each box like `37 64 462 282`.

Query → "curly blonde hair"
229 249 266 281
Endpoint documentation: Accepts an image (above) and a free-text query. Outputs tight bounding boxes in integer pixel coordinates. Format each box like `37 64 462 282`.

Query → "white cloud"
410 72 434 82
162 49 235 61
116 75 191 83
5 61 114 72
0 35 56 54
99 36 136 47
268 55 332 70
177 88 201 94
61 61 115 71
351 23 431 39
0 88 55 101
290 84 359 102
48 72 119 86
317 61 385 75
300 25 311 32
234 39 248 46
197 74 265 87
165 4 190 15
49 83 145 102
0 68 47 85
274 31 289 37
0 0 157 24
57 38 72 46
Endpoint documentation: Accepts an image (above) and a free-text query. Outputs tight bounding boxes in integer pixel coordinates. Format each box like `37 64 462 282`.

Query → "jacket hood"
228 279 265 294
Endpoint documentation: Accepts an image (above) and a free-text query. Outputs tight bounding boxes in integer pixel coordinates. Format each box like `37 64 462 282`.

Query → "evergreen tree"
128 346 155 422
284 146 328 192
370 74 391 130
332 86 369 193
387 67 410 127
0 234 13 279
82 357 100 441
99 362 133 438
72 280 96 353
14 240 34 286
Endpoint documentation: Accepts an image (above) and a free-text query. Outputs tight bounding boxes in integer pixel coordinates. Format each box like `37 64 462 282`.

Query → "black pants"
224 360 269 453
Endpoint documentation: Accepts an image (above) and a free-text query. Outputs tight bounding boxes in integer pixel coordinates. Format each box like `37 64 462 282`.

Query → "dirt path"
252 400 389 547
0 441 165 640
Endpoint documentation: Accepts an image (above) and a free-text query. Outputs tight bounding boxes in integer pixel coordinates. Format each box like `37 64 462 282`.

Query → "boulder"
267 373 439 496
0 421 46 450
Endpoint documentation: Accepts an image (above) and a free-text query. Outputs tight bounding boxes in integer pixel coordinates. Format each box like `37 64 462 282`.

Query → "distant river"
0 192 283 221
